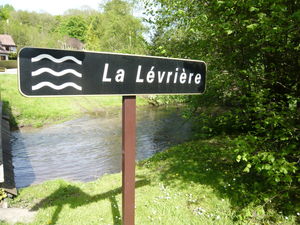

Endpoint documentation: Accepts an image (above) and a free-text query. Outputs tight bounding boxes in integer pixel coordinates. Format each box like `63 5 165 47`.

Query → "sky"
0 0 105 15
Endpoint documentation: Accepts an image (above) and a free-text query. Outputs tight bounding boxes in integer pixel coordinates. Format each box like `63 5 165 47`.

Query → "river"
11 106 193 188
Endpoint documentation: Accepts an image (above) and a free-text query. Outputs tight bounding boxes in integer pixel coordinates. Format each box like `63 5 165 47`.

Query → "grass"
3 137 297 225
0 74 148 128
0 75 298 224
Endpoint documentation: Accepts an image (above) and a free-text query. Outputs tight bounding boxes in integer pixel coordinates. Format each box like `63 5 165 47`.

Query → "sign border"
18 47 207 98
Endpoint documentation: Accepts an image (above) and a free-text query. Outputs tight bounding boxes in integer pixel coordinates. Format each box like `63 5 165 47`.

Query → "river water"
11 107 194 188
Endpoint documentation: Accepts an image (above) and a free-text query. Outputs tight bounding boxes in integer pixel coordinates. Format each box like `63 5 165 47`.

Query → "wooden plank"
122 96 136 225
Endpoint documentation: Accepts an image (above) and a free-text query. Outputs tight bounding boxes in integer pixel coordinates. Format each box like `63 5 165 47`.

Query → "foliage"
56 15 87 42
0 4 13 32
85 0 147 54
0 4 14 20
0 9 64 49
0 0 147 54
0 60 17 69
6 138 297 224
146 0 300 217
8 52 17 60
143 138 299 224
146 95 187 106
0 188 6 201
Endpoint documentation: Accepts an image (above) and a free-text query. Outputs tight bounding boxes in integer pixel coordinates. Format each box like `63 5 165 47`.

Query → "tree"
0 4 14 33
1 9 63 49
85 15 102 51
146 0 299 217
57 15 88 42
0 4 14 20
85 0 147 54
1 1 147 53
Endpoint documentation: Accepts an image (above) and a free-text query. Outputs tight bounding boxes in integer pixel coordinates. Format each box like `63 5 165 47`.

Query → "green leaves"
225 29 233 35
0 4 14 20
246 23 258 30
243 163 252 173
0 188 7 201
0 1 146 52
147 0 300 216
58 15 87 41
249 7 259 12
85 0 146 53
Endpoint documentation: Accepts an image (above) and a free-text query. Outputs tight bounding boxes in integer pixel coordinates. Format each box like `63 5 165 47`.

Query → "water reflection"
11 107 193 188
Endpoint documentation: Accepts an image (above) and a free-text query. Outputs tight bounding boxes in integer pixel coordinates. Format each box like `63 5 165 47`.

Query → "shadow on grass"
31 179 150 225
142 138 299 220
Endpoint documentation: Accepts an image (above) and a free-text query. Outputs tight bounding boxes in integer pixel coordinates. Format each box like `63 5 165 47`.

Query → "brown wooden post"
122 96 136 225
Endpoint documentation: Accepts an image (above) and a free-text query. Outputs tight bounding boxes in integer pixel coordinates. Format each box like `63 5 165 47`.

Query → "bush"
0 188 7 201
8 52 17 60
146 95 187 106
0 60 17 69
148 0 300 216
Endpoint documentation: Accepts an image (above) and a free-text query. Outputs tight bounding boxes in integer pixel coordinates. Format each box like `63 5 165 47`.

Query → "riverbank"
2 137 297 225
0 75 297 224
0 74 148 128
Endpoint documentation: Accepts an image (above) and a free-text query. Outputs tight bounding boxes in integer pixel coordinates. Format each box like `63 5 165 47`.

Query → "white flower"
193 207 206 216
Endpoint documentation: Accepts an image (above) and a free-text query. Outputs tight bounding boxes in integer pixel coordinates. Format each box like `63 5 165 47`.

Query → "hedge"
0 60 17 69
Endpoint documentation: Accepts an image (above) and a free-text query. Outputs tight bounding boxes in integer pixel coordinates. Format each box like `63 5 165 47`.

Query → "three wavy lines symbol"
31 54 82 65
31 54 83 92
32 82 82 91
32 68 82 78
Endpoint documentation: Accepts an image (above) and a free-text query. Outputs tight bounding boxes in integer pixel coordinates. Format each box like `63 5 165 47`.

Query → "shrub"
0 60 17 69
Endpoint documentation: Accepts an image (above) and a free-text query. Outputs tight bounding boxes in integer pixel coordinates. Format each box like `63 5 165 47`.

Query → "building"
0 34 17 60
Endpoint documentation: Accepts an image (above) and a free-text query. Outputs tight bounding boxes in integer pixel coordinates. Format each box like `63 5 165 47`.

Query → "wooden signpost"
18 47 206 225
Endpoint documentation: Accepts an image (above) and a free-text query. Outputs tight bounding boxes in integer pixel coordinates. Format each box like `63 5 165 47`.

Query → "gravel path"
0 69 17 75
0 208 36 224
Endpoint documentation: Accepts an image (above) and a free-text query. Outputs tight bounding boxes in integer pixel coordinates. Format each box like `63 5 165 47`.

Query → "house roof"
0 34 16 46
0 46 9 54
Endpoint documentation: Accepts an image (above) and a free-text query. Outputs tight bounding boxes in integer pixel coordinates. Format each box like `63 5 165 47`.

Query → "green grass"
6 138 297 225
0 75 297 224
0 74 147 128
